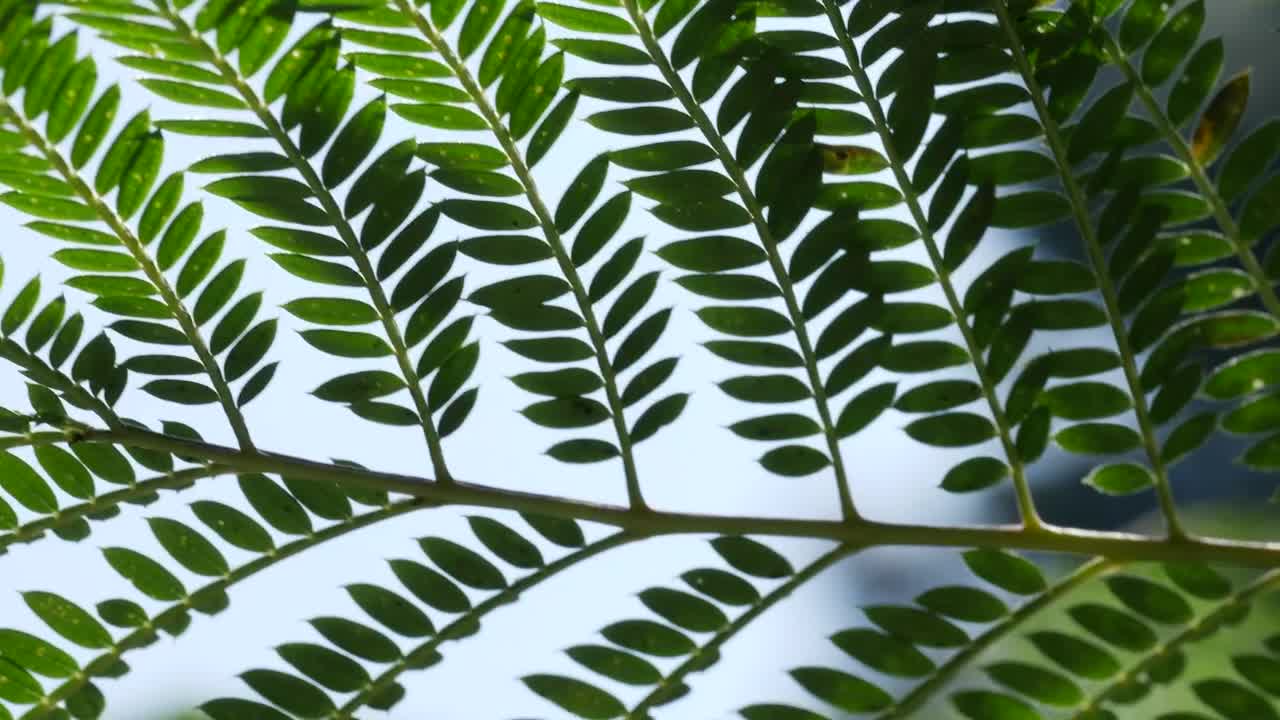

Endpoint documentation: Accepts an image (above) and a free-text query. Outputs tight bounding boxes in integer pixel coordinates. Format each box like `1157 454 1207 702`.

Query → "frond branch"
991 0 1185 539
1070 566 1280 718
390 0 648 508
24 423 1279 567
0 94 255 451
878 557 1115 719
620 0 858 521
22 498 429 720
149 0 452 480
0 466 223 554
819 0 1042 530
331 531 636 719
627 543 856 718
1097 31 1280 319
0 339 119 428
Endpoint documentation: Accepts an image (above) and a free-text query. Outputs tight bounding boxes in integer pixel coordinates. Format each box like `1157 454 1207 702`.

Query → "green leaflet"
283 297 378 325
536 3 632 34
0 450 58 513
524 675 624 718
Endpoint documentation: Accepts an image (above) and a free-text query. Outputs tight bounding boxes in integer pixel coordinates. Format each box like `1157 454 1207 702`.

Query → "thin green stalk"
150 1 451 482
23 498 429 720
0 466 225 553
332 531 637 719
991 0 1186 540
1071 566 1280 718
819 0 1042 530
389 0 646 509
1099 33 1280 319
879 557 1115 719
627 543 856 718
0 95 255 451
0 431 68 451
16 424 1274 566
618 0 858 521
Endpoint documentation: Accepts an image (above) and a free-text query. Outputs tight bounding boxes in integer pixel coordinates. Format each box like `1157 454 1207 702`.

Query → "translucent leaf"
1029 630 1120 679
523 674 625 718
1105 575 1193 625
1069 603 1156 651
964 549 1045 595
536 3 632 33
639 587 727 632
239 474 312 535
421 536 506 589
309 617 401 663
148 517 228 576
240 669 334 717
917 586 1007 622
831 628 933 677
566 644 660 685
941 457 1009 494
791 666 891 713
1082 459 1158 496
864 605 967 648
952 690 1039 720
0 450 57 513
192 500 274 553
346 583 433 637
23 591 113 648
1056 423 1142 455
1195 678 1278 720
711 536 792 578
103 546 186 601
602 619 693 656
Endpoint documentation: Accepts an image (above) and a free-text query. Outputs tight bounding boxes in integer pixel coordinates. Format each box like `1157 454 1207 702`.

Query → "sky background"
1 1 1279 718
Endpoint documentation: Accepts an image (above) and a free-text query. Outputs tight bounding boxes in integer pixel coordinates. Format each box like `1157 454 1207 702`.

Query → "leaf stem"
0 466 224 554
331 531 636 719
390 0 647 509
33 423 1280 567
819 0 1042 530
150 1 451 481
22 498 429 720
1098 32 1280 318
619 0 858 521
1070 566 1280 718
878 557 1114 719
991 0 1186 540
0 95 255 451
627 543 855 718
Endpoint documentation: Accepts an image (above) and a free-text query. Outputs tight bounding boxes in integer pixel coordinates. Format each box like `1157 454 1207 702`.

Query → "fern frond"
16 497 425 719
0 331 119 429
72 0 464 479
1091 8 1280 319
626 542 854 718
506 0 861 516
0 78 260 449
928 559 1271 719
991 0 1190 535
1069 567 1280 717
0 333 220 553
0 466 218 554
880 556 1115 719
196 515 623 718
818 0 1041 526
347 0 663 506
